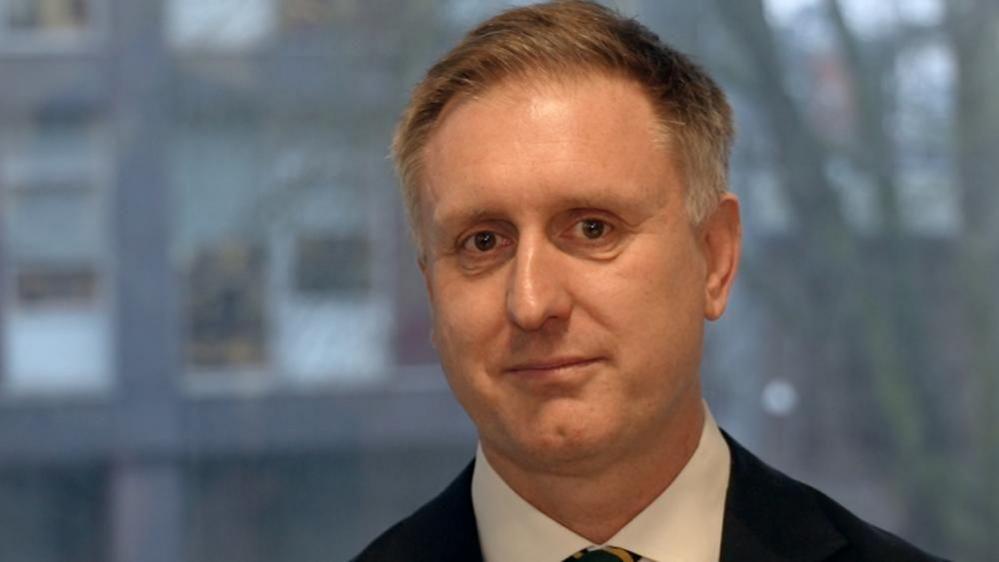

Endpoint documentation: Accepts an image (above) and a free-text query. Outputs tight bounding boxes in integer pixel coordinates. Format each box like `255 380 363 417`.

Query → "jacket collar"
409 431 849 562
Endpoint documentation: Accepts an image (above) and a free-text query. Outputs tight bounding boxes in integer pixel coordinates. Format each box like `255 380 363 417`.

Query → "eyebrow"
429 185 662 233
432 207 498 232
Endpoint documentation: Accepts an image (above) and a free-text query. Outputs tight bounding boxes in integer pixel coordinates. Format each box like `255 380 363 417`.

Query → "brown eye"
580 219 606 239
470 231 496 251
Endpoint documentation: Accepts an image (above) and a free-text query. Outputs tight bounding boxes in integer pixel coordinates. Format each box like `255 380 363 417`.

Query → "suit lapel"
416 434 851 562
720 432 847 562
415 460 483 561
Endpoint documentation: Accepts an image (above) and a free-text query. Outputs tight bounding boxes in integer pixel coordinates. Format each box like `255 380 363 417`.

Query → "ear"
700 193 741 321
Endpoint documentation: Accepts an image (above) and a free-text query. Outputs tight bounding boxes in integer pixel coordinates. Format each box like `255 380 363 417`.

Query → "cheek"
429 272 506 365
588 245 704 328
576 238 706 388
428 273 514 431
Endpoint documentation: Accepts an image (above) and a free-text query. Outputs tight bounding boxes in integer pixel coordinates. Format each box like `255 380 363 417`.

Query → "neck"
482 395 705 544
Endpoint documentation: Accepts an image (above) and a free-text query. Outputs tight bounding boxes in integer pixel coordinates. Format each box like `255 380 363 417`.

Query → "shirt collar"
472 403 731 562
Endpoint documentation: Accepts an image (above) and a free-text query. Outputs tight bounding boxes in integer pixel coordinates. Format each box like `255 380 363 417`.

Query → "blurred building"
0 1 475 560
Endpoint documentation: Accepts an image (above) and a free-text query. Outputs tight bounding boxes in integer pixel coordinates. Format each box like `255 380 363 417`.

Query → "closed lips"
507 357 601 372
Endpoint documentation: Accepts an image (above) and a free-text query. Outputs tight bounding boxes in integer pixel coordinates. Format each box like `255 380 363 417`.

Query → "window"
166 0 275 52
294 233 370 295
16 267 98 305
5 0 88 31
186 242 267 370
173 122 390 385
0 117 112 394
0 0 102 51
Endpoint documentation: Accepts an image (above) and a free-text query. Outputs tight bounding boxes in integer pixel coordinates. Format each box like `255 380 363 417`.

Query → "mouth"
505 356 602 375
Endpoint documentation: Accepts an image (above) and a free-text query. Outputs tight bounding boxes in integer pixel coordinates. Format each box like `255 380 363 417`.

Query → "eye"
578 218 609 240
462 230 501 252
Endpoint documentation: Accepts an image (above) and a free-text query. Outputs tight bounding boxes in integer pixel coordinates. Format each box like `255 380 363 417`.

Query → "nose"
505 235 572 332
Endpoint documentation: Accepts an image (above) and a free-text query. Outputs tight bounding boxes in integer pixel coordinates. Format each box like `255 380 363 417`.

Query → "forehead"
419 73 678 228
430 72 663 159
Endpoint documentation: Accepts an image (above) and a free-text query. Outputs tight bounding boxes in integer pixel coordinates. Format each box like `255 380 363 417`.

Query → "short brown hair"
393 0 733 247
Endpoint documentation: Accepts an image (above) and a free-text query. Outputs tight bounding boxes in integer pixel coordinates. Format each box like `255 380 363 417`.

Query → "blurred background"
0 0 994 560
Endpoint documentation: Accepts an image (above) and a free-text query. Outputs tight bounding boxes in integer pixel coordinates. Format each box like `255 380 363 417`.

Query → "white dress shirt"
471 404 731 562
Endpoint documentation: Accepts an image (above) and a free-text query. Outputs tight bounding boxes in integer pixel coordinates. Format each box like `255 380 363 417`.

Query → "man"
356 1 946 561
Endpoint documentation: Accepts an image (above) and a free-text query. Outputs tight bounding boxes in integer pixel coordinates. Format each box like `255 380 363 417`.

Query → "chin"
507 417 620 471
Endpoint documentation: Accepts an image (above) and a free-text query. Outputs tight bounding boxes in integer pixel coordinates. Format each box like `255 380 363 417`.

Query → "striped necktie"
564 546 642 561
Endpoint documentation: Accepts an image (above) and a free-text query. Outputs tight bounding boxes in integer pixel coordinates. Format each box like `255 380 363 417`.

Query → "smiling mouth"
506 357 602 374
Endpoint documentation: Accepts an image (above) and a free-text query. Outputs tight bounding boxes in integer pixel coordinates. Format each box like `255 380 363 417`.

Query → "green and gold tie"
563 546 642 561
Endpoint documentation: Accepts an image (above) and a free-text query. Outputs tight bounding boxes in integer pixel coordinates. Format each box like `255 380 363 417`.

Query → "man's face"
418 73 739 473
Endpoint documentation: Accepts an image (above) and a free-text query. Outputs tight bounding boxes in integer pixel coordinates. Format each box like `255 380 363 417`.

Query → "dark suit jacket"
354 433 947 561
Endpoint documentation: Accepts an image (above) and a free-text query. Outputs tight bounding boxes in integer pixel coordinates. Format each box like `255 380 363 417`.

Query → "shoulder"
811 486 949 562
721 432 948 562
352 461 481 562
